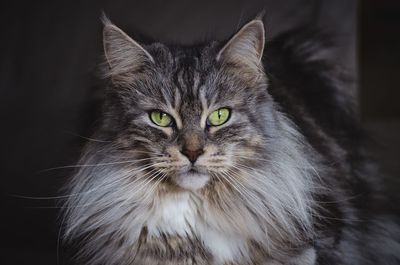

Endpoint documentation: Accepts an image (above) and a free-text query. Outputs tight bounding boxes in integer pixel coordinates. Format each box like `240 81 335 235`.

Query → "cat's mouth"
172 166 210 191
187 167 202 175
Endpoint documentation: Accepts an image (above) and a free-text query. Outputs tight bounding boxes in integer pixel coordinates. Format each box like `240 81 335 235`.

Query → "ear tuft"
102 14 154 82
101 12 113 27
217 19 265 71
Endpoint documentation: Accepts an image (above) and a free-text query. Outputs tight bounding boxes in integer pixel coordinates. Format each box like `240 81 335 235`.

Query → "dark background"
0 1 399 264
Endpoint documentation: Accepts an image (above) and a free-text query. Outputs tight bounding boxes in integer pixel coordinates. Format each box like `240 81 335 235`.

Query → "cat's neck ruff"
146 191 249 264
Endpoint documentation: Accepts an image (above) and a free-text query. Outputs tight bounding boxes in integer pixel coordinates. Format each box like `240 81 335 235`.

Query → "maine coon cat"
62 16 400 264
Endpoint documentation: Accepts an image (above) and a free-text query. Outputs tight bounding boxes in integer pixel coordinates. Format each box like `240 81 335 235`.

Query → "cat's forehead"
150 43 217 81
148 42 217 66
146 43 224 104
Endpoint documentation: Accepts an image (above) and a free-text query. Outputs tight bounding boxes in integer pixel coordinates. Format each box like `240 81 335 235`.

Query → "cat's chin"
173 171 210 191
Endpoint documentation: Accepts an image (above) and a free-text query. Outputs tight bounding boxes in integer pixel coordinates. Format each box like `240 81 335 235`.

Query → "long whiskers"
228 162 362 222
38 156 160 173
12 162 158 201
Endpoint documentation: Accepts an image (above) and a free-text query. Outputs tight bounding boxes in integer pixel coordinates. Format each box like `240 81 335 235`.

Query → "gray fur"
62 17 400 265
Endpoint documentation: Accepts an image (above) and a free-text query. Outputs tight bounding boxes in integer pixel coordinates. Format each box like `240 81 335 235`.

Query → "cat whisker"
14 162 159 201
27 164 163 209
62 130 112 143
143 172 168 201
66 169 162 211
230 154 319 171
231 155 327 190
37 157 160 173
125 169 165 203
232 161 330 195
62 170 164 228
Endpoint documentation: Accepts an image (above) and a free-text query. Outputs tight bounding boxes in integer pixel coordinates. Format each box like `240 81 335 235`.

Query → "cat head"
100 16 272 191
64 18 317 262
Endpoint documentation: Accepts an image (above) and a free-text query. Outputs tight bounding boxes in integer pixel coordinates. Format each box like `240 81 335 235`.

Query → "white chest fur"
145 192 248 264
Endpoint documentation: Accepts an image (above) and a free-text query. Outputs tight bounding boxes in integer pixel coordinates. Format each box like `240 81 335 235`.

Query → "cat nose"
181 148 204 163
179 129 205 163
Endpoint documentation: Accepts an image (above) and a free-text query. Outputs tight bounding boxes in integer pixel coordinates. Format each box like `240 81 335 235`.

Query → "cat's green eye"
150 111 173 127
207 108 231 126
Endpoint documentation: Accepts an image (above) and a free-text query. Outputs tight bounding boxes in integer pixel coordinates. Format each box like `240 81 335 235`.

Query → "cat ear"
102 15 154 80
217 19 265 71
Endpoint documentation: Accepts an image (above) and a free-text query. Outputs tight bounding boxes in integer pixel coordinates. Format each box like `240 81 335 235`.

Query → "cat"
62 15 400 265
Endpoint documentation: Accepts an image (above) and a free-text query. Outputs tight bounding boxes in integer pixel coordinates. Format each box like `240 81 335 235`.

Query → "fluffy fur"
62 17 400 265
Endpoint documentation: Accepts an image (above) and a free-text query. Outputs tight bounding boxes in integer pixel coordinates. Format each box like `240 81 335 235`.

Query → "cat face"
65 20 316 264
102 19 271 191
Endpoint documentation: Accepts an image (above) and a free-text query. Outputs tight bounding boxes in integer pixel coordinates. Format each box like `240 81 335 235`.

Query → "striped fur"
62 17 400 265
